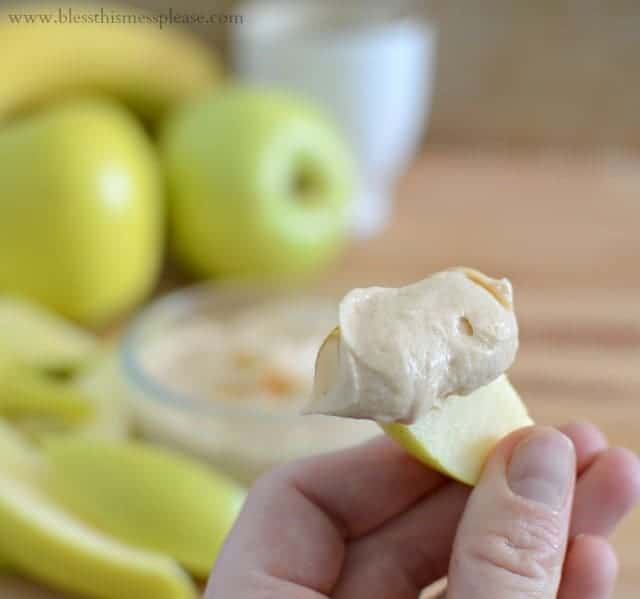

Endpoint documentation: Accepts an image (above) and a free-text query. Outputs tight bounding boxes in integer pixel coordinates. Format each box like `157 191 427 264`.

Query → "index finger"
206 436 446 598
288 435 447 538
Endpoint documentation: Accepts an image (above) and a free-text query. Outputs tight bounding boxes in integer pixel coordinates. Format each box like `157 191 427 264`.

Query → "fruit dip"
308 268 519 424
129 290 378 482
141 299 337 410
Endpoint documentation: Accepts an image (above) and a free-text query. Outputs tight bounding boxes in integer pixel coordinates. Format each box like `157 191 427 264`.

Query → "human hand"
206 423 640 598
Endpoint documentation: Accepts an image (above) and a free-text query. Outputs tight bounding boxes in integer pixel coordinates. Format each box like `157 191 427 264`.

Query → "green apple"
382 376 533 485
0 97 163 325
162 87 354 279
44 438 246 578
0 295 97 373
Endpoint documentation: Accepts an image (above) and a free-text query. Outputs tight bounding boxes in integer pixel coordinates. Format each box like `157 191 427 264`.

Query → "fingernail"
508 429 574 510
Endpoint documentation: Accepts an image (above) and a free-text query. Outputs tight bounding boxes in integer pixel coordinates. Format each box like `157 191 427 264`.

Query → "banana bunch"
0 4 222 123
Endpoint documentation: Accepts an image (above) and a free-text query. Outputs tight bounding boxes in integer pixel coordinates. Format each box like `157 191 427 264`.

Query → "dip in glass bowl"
120 284 378 484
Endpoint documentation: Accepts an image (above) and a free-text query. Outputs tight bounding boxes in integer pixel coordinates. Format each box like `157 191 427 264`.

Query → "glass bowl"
120 283 378 484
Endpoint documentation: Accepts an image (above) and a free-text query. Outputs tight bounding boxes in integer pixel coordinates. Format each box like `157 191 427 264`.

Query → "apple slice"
0 419 43 480
71 348 133 440
44 438 246 578
0 357 94 427
0 296 97 373
0 423 196 599
314 327 532 486
0 474 197 599
0 420 42 572
381 375 532 485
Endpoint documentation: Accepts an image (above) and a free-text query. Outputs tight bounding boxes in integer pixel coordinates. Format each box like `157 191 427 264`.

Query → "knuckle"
462 512 564 593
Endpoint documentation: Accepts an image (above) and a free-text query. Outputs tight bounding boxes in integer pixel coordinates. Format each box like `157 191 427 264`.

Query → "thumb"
447 426 576 599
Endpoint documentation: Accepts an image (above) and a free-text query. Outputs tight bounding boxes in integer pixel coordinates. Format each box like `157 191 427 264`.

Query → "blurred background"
0 1 638 598
131 0 640 148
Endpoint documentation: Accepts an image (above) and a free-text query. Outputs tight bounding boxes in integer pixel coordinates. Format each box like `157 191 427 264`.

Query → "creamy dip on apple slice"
307 268 518 424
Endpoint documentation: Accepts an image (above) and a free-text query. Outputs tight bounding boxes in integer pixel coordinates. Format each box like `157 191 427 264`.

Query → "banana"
0 5 222 123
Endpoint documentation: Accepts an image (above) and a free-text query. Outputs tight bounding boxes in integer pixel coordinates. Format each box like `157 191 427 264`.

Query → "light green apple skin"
161 87 354 280
0 97 163 325
44 438 246 578
0 422 197 599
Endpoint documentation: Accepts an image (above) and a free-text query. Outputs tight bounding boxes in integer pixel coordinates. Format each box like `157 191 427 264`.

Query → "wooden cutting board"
4 148 639 598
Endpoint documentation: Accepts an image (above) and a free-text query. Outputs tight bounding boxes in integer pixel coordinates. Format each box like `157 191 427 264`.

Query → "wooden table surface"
3 149 639 597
